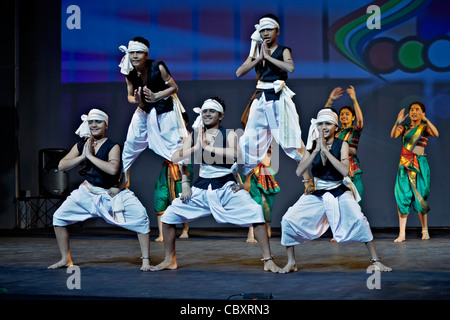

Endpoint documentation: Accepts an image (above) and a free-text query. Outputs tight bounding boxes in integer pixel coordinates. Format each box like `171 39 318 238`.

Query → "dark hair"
260 14 280 27
408 101 426 113
132 37 150 49
209 96 226 113
326 107 339 115
339 106 355 117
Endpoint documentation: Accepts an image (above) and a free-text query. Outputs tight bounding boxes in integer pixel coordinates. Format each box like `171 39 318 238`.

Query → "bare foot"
155 236 163 242
394 234 405 242
149 257 177 271
47 258 73 269
246 237 257 243
422 230 430 240
372 261 392 272
263 260 281 273
280 262 298 273
179 231 189 239
140 258 152 272
330 238 336 242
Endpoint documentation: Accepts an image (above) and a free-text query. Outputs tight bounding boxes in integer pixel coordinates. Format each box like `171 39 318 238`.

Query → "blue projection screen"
62 0 449 83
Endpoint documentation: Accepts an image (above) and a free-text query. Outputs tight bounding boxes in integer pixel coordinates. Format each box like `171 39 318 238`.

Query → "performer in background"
48 108 151 271
324 85 364 203
236 14 304 189
154 113 193 241
117 36 190 198
280 108 391 273
150 97 281 273
391 102 439 242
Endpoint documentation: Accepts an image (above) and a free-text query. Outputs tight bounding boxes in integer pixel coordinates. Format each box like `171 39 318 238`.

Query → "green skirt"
394 155 430 214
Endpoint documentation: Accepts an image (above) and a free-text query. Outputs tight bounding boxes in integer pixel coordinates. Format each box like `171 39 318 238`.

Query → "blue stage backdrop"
20 0 447 229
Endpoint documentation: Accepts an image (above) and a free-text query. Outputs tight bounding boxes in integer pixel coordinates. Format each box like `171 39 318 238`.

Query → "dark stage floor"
1 227 449 303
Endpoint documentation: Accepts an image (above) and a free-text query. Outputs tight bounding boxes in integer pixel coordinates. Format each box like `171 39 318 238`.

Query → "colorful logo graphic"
328 0 450 77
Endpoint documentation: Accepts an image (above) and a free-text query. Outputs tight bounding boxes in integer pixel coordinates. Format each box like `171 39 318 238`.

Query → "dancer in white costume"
118 37 189 194
280 108 391 273
48 108 151 271
236 14 303 181
150 97 281 273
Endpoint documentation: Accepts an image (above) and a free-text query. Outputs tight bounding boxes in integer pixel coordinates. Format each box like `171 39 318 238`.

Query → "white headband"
192 99 224 129
249 17 280 57
316 109 339 125
306 109 339 149
118 40 149 75
75 109 109 138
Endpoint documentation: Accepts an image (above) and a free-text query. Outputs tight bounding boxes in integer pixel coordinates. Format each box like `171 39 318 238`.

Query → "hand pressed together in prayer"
84 138 95 159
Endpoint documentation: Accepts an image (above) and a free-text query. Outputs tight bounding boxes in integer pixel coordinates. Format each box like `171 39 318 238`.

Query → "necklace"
205 129 220 145
92 138 105 147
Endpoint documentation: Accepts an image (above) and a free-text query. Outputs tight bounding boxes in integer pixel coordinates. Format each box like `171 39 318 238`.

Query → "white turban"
192 99 224 129
75 109 109 138
306 109 339 150
118 40 149 75
249 17 280 58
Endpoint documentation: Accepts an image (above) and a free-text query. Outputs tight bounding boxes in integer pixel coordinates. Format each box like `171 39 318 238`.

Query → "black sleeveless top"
126 59 173 114
251 45 291 102
310 138 349 197
193 127 236 190
77 138 121 189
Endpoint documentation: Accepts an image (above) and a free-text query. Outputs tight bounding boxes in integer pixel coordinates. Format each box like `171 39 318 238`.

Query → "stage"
1 227 449 301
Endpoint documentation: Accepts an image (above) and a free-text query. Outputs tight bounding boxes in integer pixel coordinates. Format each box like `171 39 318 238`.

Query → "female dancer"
325 86 364 202
391 102 439 242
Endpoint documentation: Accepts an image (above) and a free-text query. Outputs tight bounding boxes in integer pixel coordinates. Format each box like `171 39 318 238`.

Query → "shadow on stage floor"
0 227 449 303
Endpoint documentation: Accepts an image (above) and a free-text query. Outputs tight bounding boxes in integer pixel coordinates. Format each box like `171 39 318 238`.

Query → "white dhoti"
281 191 373 246
161 181 265 227
122 105 186 172
239 84 303 175
53 182 150 234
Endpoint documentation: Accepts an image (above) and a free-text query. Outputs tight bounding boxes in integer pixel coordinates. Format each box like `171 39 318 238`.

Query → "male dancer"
236 14 303 186
118 36 190 194
48 108 151 271
150 97 281 273
280 108 391 273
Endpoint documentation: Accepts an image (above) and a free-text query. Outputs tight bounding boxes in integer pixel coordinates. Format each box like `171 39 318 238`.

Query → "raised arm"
391 108 408 139
421 113 439 137
324 87 343 109
347 85 363 129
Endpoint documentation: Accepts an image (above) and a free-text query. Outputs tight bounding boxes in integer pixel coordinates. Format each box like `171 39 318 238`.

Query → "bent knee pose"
48 108 151 271
150 97 281 273
391 102 439 242
280 108 391 273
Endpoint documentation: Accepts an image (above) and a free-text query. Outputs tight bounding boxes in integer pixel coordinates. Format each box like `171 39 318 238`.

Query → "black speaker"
39 148 69 197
